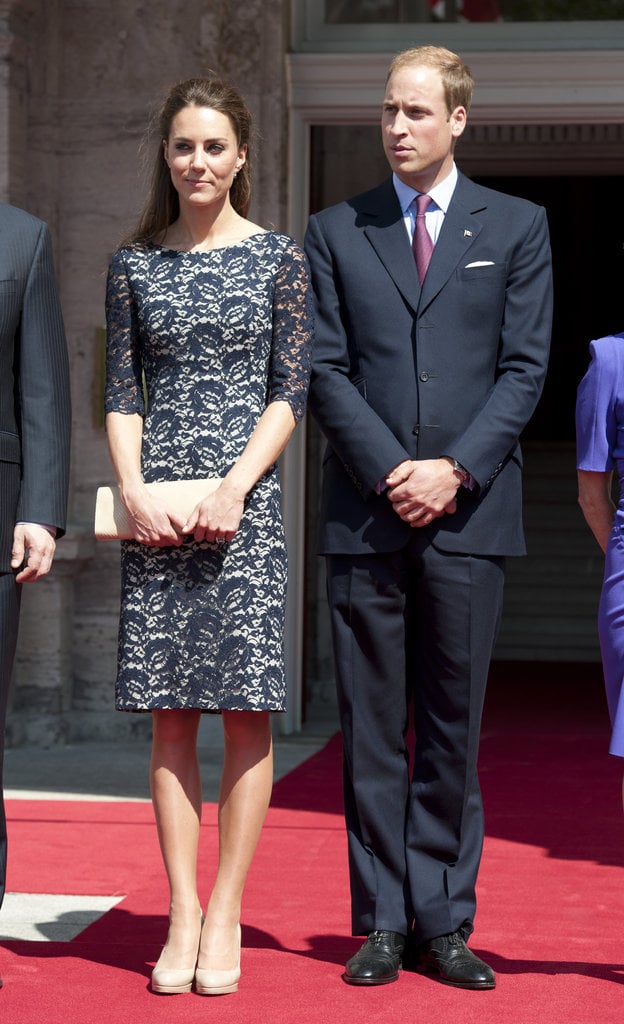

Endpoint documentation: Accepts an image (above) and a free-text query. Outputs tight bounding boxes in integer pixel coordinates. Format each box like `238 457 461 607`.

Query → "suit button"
412 425 419 436
419 372 429 382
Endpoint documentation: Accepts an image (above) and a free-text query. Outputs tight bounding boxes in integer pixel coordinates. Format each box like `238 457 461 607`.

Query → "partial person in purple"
576 332 624 793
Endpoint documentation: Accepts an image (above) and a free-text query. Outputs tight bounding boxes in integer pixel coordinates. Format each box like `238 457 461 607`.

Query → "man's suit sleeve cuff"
16 522 58 536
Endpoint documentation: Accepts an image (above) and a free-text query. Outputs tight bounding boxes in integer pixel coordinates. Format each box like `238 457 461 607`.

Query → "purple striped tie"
413 193 433 283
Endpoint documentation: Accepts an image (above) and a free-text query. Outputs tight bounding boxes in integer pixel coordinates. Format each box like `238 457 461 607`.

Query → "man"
305 46 552 989
0 204 71 988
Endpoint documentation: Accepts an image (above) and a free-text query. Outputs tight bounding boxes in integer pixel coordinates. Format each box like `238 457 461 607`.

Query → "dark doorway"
305 128 615 691
474 176 624 442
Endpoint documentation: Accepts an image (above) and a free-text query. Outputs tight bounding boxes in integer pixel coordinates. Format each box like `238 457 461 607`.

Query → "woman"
104 76 312 996
576 332 624 802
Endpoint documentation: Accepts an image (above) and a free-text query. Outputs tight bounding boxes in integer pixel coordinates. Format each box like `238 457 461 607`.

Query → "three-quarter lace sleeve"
268 240 313 422
104 248 145 416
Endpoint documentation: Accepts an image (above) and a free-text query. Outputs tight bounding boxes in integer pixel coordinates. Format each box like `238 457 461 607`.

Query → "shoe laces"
436 930 465 951
368 930 402 946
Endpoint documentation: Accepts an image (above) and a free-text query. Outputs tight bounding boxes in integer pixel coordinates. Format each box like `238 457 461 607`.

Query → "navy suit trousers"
326 533 504 942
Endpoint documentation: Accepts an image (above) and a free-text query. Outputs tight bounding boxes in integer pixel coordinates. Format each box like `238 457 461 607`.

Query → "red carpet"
1 661 623 1023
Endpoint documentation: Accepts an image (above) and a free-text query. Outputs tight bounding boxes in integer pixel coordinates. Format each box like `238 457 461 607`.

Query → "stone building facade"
2 0 293 744
2 0 623 746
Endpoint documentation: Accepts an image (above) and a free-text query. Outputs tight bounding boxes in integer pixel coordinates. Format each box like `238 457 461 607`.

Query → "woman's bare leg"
150 708 203 970
198 710 273 971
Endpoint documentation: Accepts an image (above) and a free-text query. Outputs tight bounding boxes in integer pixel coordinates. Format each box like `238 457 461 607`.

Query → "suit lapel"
357 175 489 318
358 180 422 316
419 175 486 312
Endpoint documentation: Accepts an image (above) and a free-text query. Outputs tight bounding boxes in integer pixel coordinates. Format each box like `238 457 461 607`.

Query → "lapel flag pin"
464 229 473 237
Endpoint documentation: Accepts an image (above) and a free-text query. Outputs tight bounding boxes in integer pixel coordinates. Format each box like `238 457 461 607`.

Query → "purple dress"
576 332 624 757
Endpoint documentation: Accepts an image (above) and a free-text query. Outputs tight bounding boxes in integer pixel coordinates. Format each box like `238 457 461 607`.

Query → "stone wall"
3 0 292 744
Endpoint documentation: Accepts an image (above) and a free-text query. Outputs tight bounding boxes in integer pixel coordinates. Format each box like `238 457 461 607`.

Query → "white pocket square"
464 260 495 268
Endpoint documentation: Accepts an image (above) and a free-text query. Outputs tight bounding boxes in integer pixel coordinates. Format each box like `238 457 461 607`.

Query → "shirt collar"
392 164 458 214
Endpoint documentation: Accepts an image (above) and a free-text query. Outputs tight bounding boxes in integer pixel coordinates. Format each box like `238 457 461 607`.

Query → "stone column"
0 0 32 206
8 536 94 745
4 0 299 745
0 0 88 747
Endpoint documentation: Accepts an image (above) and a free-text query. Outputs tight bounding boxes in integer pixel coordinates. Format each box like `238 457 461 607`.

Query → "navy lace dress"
104 232 313 712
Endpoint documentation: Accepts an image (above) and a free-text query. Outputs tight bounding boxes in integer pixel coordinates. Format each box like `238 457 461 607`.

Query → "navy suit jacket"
0 204 71 572
305 172 552 557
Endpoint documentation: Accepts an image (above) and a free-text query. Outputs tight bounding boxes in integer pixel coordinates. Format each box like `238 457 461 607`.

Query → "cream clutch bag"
94 478 222 540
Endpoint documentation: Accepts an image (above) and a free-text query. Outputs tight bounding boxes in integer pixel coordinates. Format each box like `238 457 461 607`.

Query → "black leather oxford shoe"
414 931 495 989
343 930 406 986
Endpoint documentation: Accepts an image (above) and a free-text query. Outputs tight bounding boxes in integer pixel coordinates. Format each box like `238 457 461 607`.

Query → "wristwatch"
452 459 469 482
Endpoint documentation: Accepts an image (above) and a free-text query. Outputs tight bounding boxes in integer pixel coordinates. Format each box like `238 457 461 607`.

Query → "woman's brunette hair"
124 76 253 246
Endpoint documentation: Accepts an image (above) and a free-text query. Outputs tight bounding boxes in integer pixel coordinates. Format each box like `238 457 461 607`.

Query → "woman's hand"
105 412 183 546
577 469 615 554
181 481 245 544
121 484 184 547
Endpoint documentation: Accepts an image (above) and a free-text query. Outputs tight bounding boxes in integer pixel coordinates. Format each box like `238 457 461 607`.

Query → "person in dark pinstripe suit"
0 203 70 988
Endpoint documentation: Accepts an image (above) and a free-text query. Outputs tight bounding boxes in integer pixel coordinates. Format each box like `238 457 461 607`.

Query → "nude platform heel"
151 912 203 994
151 961 196 995
194 924 241 995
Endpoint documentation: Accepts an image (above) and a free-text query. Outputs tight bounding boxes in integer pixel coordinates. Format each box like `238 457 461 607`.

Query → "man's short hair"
386 46 474 115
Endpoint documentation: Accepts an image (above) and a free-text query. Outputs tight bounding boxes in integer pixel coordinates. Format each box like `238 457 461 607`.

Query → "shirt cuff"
16 522 58 537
